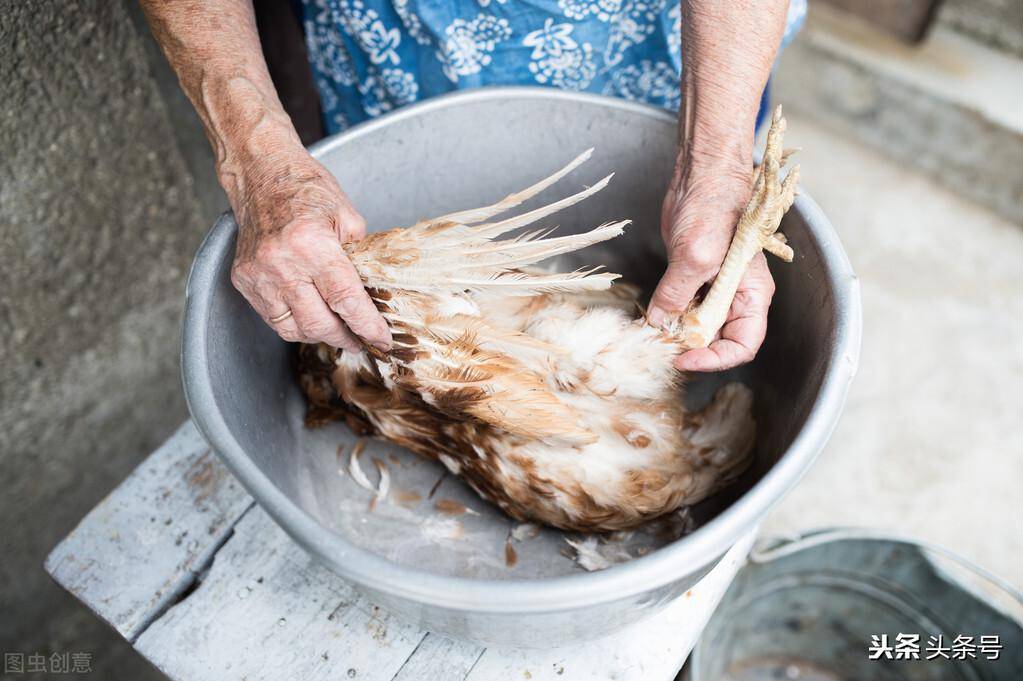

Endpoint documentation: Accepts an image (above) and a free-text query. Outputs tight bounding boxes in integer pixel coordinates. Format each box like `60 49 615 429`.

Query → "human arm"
648 0 789 371
139 0 391 351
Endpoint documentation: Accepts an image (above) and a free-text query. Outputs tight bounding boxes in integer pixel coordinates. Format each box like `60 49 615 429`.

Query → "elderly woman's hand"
138 0 389 351
227 146 391 352
642 0 788 373
647 159 775 373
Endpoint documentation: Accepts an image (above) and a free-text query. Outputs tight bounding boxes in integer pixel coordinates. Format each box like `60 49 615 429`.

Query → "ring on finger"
269 309 293 324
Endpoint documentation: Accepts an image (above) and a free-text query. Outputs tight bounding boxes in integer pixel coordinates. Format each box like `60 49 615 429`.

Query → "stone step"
938 0 1023 59
775 4 1023 225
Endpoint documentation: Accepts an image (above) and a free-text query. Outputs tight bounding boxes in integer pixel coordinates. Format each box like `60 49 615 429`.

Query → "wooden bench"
46 422 752 681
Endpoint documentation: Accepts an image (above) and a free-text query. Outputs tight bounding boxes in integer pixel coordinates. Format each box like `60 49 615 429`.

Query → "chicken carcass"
299 106 798 532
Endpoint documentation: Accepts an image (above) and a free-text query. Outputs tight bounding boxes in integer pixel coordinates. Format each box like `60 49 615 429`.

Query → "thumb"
647 259 707 329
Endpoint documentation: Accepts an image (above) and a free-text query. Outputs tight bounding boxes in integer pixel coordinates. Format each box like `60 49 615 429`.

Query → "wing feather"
342 150 627 445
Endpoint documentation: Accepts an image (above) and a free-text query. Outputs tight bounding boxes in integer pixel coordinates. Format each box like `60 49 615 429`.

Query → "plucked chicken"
299 107 799 532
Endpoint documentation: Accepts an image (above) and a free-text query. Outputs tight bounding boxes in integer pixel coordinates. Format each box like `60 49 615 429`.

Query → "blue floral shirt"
299 0 806 134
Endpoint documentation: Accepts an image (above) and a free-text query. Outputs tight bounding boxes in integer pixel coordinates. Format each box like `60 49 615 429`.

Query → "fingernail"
675 352 703 372
647 305 667 328
374 322 392 351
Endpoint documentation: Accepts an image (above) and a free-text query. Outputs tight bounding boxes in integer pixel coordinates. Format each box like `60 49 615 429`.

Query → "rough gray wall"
0 1 221 677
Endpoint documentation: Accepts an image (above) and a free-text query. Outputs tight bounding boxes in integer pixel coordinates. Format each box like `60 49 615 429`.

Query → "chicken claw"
677 105 799 350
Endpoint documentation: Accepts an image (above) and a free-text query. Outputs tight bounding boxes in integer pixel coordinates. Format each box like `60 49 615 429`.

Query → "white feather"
373 458 391 502
424 148 594 226
347 441 376 493
443 222 629 271
470 173 614 239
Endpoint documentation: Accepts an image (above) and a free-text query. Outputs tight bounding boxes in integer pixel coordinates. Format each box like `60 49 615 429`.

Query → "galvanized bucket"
688 529 1023 680
181 88 861 647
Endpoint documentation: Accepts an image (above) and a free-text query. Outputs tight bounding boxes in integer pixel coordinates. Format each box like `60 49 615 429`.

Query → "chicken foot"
675 105 799 350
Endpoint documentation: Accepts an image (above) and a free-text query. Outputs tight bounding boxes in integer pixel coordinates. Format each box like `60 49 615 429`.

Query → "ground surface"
762 112 1023 587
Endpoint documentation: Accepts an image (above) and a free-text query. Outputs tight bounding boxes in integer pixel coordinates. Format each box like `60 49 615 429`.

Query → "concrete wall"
1 1 222 676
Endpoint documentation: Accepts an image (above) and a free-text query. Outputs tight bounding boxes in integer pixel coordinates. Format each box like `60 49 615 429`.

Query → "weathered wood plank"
44 421 253 641
135 507 429 681
464 531 754 681
391 633 483 681
48 419 751 681
135 507 748 681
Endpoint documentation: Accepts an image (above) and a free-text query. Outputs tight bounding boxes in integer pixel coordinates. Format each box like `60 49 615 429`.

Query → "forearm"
139 0 301 204
677 0 789 183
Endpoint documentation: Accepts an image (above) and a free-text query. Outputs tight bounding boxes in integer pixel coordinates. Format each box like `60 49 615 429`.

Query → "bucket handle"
750 527 1023 607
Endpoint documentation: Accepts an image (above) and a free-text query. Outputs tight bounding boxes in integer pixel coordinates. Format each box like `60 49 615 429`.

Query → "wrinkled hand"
228 148 391 352
647 164 775 372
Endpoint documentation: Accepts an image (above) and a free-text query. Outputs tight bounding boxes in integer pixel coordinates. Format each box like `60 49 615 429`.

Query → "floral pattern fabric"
300 0 806 133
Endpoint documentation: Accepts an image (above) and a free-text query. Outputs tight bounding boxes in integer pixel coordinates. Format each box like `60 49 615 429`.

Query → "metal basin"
181 88 861 647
